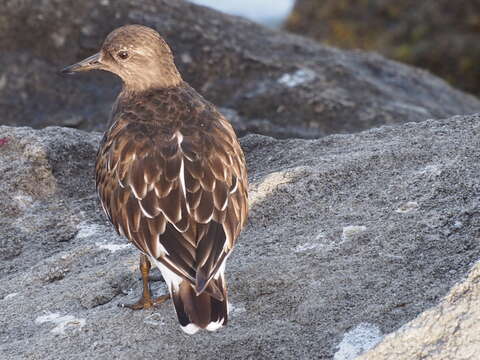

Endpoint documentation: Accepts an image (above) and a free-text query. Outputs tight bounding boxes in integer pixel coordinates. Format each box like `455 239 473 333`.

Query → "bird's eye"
117 51 129 60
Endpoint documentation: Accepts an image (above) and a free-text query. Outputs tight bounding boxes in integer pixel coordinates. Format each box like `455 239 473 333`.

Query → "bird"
61 24 248 334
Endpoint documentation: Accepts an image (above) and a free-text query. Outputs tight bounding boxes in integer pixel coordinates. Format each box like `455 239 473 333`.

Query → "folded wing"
96 115 248 294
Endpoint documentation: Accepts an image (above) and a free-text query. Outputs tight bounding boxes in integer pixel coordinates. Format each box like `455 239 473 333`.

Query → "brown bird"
61 25 248 334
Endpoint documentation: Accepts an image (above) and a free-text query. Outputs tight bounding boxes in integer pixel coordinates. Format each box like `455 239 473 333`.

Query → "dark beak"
60 52 102 75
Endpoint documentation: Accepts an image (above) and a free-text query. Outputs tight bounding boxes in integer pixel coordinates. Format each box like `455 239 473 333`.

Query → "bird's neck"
116 81 186 114
122 64 182 93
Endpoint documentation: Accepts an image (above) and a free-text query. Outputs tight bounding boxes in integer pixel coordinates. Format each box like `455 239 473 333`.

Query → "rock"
1 113 480 358
358 261 480 360
1 0 480 137
286 0 480 96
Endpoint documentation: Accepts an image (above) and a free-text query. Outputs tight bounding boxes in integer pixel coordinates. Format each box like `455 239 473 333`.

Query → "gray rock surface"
359 260 480 360
1 114 479 359
2 0 480 137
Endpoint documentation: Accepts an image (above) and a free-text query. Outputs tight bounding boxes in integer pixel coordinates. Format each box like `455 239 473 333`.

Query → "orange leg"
120 254 170 310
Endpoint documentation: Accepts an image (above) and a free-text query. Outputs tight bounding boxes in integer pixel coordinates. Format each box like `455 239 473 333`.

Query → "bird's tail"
171 275 228 335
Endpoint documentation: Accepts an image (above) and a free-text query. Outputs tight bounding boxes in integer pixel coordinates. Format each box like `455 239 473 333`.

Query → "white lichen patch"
295 230 331 253
95 242 131 253
180 53 193 64
50 32 66 48
13 194 34 210
418 164 442 176
143 313 164 327
341 225 367 241
294 242 320 253
278 68 316 88
453 221 463 229
392 101 429 115
334 322 383 360
229 303 246 317
0 74 7 91
395 201 419 213
3 293 18 300
35 313 85 335
76 222 105 239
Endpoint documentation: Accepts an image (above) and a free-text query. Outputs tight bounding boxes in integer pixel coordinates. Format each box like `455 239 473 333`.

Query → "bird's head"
61 25 182 90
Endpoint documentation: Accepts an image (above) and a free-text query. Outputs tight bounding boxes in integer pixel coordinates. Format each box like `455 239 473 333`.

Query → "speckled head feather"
61 25 248 334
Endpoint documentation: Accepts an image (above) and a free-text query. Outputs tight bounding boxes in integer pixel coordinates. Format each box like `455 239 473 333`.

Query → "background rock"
1 113 480 359
1 0 480 138
286 0 480 96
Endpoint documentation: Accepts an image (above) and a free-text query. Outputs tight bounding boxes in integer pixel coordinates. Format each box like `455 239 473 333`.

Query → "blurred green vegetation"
286 0 480 96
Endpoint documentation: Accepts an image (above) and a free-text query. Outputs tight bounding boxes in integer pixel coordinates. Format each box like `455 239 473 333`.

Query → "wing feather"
153 176 175 197
193 190 214 224
157 183 182 223
96 102 248 293
186 188 203 210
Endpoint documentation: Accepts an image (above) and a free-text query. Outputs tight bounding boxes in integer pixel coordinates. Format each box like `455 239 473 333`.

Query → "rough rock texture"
286 0 480 96
359 261 480 360
2 0 480 138
1 114 480 359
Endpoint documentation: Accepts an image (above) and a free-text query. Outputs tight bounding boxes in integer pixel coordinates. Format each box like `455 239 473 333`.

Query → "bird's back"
96 83 248 333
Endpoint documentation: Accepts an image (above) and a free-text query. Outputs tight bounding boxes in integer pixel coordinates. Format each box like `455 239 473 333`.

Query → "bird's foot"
119 294 170 310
